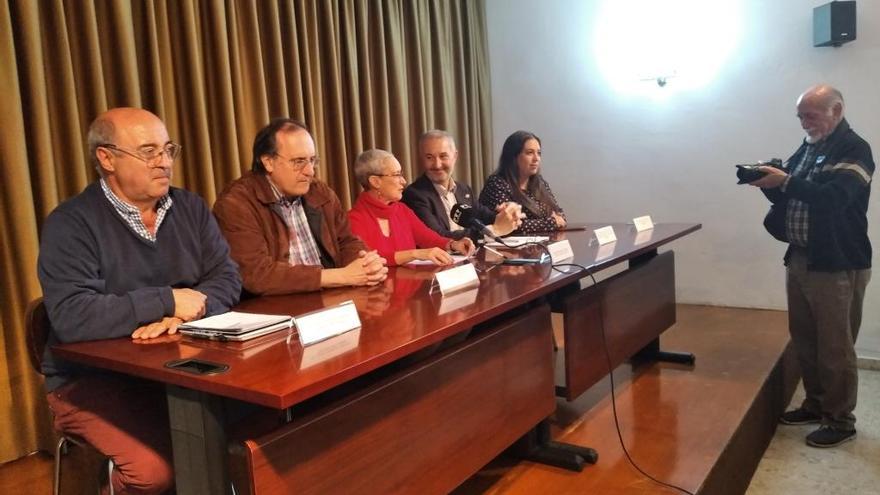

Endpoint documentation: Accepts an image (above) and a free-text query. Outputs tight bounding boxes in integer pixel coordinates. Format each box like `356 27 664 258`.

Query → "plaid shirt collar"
267 176 302 207
100 178 172 242
265 177 322 266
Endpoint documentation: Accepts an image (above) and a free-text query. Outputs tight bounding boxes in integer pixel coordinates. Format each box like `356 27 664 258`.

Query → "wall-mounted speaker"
813 1 857 47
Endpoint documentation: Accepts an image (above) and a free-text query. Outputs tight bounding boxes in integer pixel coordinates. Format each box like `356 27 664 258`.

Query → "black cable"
550 261 696 495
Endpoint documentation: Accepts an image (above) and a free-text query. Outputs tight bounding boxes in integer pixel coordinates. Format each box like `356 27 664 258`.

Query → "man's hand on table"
132 317 184 340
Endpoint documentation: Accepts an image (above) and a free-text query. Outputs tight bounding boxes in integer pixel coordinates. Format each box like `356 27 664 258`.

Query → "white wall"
485 0 880 357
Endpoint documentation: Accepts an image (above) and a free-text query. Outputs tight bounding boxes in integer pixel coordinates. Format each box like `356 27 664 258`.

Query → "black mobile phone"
164 358 229 375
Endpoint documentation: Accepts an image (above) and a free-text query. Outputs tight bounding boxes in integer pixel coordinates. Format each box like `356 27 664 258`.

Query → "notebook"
179 311 293 342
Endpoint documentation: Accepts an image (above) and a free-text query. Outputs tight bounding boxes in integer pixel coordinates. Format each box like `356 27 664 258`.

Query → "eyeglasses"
371 172 406 179
100 142 182 165
274 154 320 171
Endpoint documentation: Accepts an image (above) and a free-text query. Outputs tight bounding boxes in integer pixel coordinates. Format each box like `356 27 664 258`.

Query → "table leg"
515 420 598 471
633 337 696 365
166 385 229 495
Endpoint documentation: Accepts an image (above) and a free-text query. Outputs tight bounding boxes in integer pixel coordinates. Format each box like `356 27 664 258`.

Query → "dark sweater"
37 182 241 390
762 119 874 271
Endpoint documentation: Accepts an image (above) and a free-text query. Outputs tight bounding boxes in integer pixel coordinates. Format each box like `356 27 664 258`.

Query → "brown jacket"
213 172 365 295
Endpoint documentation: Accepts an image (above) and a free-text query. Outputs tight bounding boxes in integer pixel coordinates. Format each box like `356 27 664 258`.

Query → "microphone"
450 203 503 243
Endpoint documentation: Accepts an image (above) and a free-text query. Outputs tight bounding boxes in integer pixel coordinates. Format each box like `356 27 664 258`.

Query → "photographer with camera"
748 84 874 448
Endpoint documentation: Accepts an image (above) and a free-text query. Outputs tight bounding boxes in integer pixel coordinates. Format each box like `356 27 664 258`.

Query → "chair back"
25 297 50 375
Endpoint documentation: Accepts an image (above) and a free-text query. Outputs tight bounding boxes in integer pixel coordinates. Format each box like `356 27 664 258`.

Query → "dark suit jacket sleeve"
402 179 466 239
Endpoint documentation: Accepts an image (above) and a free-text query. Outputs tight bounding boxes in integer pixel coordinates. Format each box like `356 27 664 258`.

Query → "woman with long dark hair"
479 130 565 233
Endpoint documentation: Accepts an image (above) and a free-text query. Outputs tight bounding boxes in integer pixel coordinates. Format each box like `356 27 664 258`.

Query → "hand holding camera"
735 158 784 184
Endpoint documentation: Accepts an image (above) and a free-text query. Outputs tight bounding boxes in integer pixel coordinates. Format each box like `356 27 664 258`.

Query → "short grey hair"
87 116 116 176
354 149 395 189
419 129 456 150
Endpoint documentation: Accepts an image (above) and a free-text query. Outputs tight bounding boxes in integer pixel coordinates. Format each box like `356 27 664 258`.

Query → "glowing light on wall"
593 0 742 97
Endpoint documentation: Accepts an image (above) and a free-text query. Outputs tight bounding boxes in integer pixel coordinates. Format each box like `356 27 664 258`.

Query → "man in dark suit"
403 130 520 240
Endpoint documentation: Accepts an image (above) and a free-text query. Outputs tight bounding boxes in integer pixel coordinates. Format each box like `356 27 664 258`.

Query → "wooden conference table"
53 223 700 495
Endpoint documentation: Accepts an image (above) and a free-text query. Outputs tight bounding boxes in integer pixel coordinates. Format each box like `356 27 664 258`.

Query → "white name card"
593 225 617 245
633 215 654 232
434 263 480 295
295 300 362 346
595 241 617 261
547 239 574 263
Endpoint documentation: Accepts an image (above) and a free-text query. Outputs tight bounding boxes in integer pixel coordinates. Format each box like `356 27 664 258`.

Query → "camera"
736 158 783 184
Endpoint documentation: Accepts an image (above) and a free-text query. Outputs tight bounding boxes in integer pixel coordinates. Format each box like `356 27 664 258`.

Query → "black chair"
25 297 115 495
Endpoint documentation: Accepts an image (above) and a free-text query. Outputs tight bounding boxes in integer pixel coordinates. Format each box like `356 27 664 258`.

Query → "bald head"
798 84 844 111
88 108 167 173
796 85 845 144
89 107 174 209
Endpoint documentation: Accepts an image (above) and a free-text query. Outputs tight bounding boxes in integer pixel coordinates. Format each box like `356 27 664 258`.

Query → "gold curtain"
0 0 493 463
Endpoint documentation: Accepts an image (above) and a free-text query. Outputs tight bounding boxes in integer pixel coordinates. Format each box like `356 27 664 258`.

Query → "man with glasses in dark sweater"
38 107 241 494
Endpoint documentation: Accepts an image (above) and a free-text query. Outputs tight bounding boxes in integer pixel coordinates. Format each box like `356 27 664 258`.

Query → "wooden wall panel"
562 251 676 399
230 305 555 495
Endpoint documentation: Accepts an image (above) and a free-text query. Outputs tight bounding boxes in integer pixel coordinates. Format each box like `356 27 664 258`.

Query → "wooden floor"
0 304 794 495
0 439 112 495
0 451 52 494
455 304 796 495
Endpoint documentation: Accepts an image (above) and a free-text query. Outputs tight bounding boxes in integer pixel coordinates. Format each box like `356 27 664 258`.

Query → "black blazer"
402 174 496 240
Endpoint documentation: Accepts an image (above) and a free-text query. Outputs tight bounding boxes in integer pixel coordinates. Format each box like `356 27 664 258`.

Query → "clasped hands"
342 250 389 286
